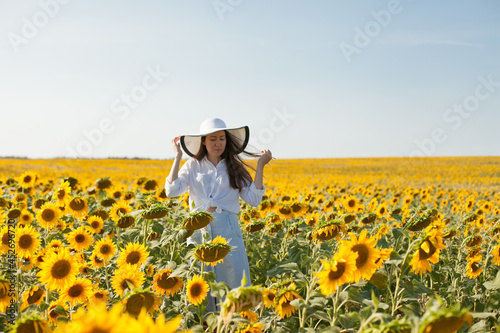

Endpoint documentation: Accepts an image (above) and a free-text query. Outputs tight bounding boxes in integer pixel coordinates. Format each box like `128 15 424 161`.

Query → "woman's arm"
167 136 183 184
254 149 273 189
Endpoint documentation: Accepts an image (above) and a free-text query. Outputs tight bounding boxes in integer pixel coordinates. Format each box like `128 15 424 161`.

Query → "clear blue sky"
1 0 499 159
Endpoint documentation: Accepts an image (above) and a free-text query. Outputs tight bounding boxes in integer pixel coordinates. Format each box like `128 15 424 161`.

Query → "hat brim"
180 126 249 157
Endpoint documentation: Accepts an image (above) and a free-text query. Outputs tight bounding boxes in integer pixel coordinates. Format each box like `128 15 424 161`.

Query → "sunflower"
56 302 124 333
89 209 110 221
466 258 483 279
53 181 72 206
275 287 301 318
15 225 41 258
36 202 62 229
152 269 184 296
88 289 109 304
315 246 358 295
376 203 389 219
67 196 89 219
491 244 500 265
10 314 51 333
111 265 146 297
0 227 9 255
110 200 132 222
374 248 393 268
0 278 14 312
312 219 347 242
7 207 22 220
341 230 380 282
117 242 149 268
59 278 93 307
20 285 45 310
239 310 258 323
47 301 67 325
123 289 161 316
194 235 231 266
276 204 293 219
289 202 304 217
143 179 158 192
90 253 106 268
19 209 34 225
409 235 446 275
187 274 209 306
94 238 117 261
343 195 359 213
66 226 93 252
18 171 38 189
86 215 104 234
117 214 136 229
47 239 64 252
261 288 276 308
38 249 79 290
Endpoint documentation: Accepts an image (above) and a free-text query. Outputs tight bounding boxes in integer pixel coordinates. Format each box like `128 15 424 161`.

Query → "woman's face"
203 130 226 159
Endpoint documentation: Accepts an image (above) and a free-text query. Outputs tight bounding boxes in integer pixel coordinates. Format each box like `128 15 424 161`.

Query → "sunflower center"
157 273 178 289
0 286 8 298
279 207 291 215
19 235 33 249
471 262 480 272
126 251 141 265
70 198 85 211
68 284 84 298
91 221 100 229
75 234 85 243
125 294 145 316
379 207 386 215
348 200 356 208
190 283 202 297
49 307 60 319
94 292 104 299
57 189 66 200
100 245 110 255
118 208 128 215
118 216 134 228
352 244 369 268
22 214 30 222
51 260 71 279
23 175 32 183
27 289 44 304
42 209 55 222
2 233 9 246
418 239 437 260
328 262 346 280
121 279 133 291
94 256 104 264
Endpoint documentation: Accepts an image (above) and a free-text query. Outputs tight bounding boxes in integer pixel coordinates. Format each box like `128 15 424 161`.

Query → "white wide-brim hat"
180 118 249 157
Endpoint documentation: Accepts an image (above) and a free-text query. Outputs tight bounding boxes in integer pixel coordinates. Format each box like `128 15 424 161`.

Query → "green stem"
104 259 110 292
391 239 418 316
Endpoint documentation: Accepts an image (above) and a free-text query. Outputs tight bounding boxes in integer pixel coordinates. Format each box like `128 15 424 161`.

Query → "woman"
165 118 272 312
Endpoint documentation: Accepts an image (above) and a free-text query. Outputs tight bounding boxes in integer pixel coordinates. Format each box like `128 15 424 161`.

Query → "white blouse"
164 157 266 214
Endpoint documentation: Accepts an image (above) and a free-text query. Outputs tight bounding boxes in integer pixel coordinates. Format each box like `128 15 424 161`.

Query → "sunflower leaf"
483 270 500 290
54 305 68 316
39 301 49 311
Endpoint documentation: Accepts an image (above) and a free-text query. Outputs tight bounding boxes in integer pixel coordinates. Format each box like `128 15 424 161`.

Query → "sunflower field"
1 156 500 333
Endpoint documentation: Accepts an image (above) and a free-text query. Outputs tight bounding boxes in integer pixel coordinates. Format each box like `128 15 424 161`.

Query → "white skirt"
187 210 251 312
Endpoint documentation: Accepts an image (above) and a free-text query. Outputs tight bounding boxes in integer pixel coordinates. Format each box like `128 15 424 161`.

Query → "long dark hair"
193 131 260 192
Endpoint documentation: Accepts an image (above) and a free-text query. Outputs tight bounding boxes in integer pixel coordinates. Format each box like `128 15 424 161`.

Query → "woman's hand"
258 149 273 167
172 136 183 158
